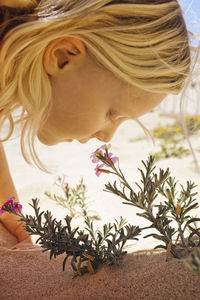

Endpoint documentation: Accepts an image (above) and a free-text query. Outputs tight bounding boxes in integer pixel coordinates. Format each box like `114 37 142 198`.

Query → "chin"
78 138 90 144
37 132 58 146
38 137 57 146
38 133 74 146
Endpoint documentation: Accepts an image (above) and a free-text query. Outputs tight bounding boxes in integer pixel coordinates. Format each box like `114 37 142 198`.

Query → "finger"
14 222 32 243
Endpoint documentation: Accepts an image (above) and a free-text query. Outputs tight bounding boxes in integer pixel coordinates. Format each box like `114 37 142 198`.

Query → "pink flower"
13 202 23 213
5 197 15 206
54 174 68 189
4 199 12 206
0 197 22 216
107 153 118 165
90 148 104 164
94 164 111 177
99 144 111 151
0 202 9 216
95 164 105 176
91 144 112 164
91 144 118 177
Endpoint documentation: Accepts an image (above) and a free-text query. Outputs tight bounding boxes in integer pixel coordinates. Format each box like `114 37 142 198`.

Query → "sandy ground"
1 108 200 299
1 213 200 300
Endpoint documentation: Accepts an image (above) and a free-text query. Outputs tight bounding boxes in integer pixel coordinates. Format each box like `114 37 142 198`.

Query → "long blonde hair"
0 0 191 170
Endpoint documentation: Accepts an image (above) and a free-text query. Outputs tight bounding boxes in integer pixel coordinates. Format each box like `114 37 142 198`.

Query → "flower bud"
176 203 181 215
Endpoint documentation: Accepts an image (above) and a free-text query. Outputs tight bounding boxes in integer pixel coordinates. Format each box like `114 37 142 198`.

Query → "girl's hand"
0 212 32 243
0 143 32 244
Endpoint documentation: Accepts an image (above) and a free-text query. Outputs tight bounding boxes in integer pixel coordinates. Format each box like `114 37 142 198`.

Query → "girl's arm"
0 143 31 243
0 142 18 206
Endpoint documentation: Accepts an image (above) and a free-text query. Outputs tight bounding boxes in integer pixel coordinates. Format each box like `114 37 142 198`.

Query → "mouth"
77 136 94 144
78 139 90 144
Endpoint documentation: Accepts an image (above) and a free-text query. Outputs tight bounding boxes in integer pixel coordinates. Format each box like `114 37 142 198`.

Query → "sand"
1 221 200 300
1 109 200 299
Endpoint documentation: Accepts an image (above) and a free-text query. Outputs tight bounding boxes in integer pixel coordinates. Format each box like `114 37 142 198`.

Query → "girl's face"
38 39 166 145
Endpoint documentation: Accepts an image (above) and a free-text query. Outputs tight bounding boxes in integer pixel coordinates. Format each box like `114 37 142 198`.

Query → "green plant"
189 250 200 276
1 198 141 276
150 115 200 160
2 144 200 276
45 177 100 220
84 216 141 267
152 116 200 140
91 145 200 259
153 124 181 140
182 116 200 135
152 140 189 161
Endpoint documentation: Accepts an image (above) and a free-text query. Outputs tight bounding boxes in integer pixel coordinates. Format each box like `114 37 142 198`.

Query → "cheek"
47 108 106 139
72 114 105 137
47 77 108 138
137 95 166 117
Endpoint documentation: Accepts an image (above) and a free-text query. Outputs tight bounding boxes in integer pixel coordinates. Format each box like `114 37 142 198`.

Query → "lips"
77 136 93 144
78 139 90 144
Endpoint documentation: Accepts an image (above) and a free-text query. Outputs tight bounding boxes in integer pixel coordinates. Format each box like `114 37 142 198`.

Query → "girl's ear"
43 37 86 76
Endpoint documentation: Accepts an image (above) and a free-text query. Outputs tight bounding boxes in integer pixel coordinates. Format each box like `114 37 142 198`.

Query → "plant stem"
178 223 186 248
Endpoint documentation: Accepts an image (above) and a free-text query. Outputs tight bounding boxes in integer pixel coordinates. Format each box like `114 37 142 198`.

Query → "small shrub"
1 198 140 276
151 116 200 160
190 250 200 276
45 176 100 220
92 145 200 260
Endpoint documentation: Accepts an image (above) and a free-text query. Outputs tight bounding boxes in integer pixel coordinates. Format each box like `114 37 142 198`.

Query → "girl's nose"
93 129 114 143
95 133 112 143
94 119 125 142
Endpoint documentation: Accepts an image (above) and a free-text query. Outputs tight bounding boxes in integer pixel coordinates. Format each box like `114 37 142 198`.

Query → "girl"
0 0 191 244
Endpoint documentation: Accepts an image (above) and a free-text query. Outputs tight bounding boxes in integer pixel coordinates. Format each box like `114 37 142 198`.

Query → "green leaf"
181 203 199 217
50 250 54 260
144 233 167 243
154 244 167 250
62 254 70 271
183 218 200 231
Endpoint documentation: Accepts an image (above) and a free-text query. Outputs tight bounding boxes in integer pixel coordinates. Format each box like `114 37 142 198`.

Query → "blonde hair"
0 0 191 170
